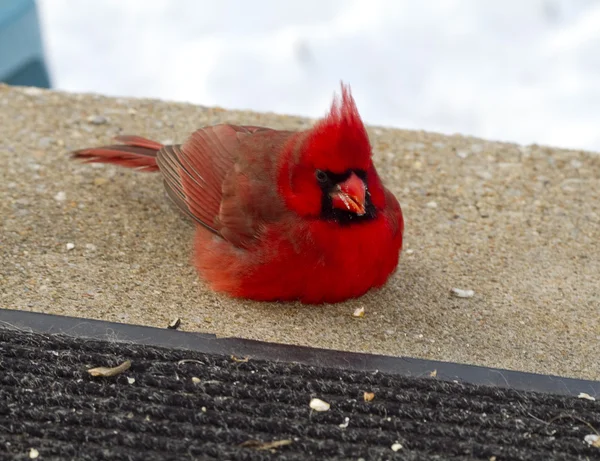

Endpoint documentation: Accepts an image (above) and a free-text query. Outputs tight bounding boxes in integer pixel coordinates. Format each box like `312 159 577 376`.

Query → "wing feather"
156 124 292 247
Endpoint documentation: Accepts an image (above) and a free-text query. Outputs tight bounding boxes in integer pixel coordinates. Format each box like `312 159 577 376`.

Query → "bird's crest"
305 83 372 173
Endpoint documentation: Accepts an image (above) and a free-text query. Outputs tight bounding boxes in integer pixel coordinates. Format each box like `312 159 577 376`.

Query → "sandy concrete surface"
1 84 599 381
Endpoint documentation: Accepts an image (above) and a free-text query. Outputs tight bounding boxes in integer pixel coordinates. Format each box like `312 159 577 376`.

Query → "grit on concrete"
1 84 599 381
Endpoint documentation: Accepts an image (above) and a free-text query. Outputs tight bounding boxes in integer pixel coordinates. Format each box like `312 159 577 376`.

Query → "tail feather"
71 135 164 172
113 135 164 151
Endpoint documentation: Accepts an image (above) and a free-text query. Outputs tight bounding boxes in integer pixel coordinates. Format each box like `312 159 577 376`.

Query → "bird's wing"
157 124 292 247
383 187 404 240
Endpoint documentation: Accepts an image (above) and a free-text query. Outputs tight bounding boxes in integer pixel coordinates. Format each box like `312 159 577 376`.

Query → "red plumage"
72 84 404 304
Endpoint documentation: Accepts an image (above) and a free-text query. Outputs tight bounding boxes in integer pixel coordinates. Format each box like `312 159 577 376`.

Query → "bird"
72 83 404 304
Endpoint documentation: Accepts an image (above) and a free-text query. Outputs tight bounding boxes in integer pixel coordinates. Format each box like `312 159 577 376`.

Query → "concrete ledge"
1 83 599 381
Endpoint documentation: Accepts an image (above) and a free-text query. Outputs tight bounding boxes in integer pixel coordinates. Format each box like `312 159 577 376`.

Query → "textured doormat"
0 310 599 461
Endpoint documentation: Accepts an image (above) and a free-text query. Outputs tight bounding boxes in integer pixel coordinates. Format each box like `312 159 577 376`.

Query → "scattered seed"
191 377 201 384
29 448 39 459
339 417 350 428
54 191 66 202
391 443 403 451
66 243 75 251
363 392 375 402
93 177 108 186
451 288 475 298
87 360 131 377
87 115 108 125
426 201 438 209
405 249 414 255
168 318 181 330
584 434 600 447
578 393 596 401
310 398 330 412
430 369 438 378
231 355 249 363
177 359 204 365
352 307 365 318
127 377 135 384
239 439 293 451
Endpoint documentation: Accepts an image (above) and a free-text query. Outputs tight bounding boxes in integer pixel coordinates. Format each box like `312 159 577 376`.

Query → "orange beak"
330 172 367 216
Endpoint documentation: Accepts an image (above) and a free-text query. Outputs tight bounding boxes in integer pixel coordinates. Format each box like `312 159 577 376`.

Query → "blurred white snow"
37 0 600 151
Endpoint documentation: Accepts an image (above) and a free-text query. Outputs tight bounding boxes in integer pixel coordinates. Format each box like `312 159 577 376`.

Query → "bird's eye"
315 169 328 183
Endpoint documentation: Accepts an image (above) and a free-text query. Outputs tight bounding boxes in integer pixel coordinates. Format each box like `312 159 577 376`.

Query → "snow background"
36 0 600 152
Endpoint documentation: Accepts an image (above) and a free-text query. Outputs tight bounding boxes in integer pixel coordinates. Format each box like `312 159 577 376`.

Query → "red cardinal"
73 84 404 304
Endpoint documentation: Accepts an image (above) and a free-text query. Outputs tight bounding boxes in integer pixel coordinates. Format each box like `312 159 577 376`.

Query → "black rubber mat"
1 314 599 460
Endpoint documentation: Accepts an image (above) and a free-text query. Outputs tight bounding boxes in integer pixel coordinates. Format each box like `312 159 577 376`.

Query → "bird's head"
279 83 386 224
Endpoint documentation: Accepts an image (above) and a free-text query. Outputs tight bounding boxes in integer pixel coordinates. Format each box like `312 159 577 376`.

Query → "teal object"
0 0 51 88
